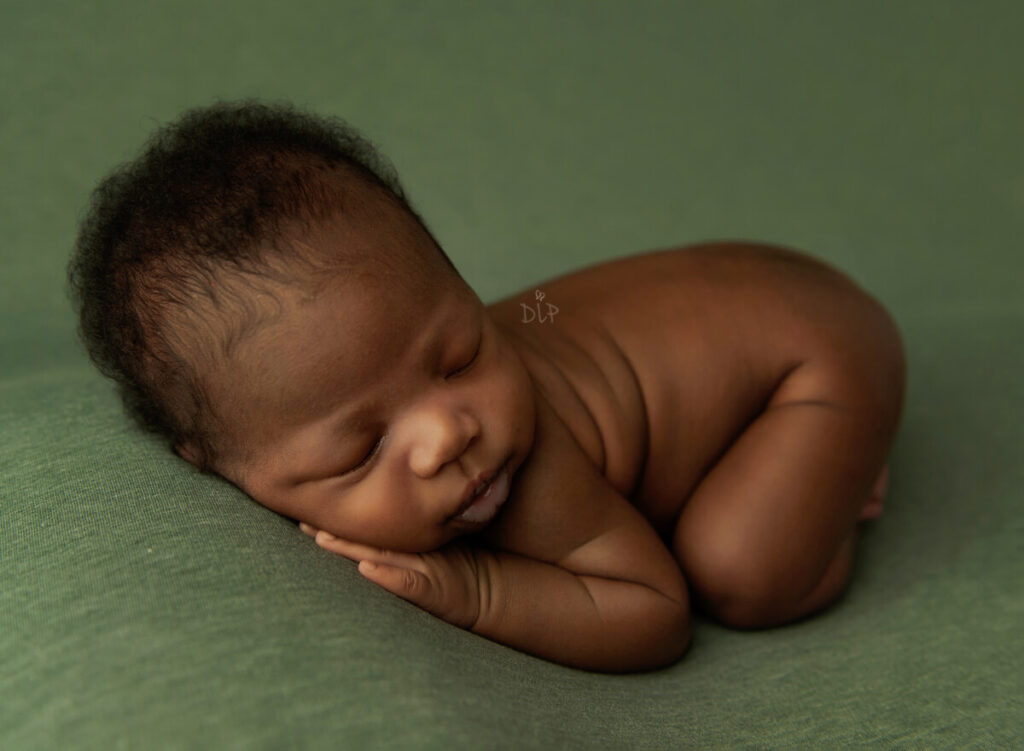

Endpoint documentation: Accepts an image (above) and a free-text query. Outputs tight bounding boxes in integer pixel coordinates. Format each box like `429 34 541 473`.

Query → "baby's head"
69 101 535 550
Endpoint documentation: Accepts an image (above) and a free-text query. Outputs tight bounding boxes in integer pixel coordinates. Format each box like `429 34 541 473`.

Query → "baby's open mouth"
450 462 511 525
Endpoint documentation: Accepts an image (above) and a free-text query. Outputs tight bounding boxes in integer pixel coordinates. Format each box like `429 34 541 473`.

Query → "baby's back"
487 243 900 536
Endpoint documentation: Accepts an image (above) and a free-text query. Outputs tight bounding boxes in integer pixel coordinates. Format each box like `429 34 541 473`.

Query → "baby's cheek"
502 369 536 448
513 356 536 413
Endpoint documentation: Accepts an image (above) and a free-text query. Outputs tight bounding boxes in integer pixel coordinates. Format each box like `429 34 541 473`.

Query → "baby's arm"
310 397 690 673
312 523 689 672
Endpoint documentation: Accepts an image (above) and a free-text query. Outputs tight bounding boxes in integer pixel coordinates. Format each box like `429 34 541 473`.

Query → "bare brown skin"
179 204 904 672
486 244 904 632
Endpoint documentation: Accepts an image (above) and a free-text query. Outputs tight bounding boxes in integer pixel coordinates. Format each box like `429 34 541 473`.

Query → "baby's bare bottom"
672 382 898 629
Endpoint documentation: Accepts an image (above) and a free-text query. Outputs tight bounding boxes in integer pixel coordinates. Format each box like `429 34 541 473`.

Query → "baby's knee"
675 532 854 629
678 542 780 628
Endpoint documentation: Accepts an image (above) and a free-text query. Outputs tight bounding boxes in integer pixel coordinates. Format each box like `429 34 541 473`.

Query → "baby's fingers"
309 533 476 628
359 560 433 605
358 560 472 627
313 531 418 569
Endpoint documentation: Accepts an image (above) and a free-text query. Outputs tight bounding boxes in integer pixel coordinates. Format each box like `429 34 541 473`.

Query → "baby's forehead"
210 259 478 422
188 197 468 364
250 247 470 347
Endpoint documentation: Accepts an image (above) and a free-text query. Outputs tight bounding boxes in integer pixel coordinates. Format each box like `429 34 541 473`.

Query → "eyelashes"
337 331 483 477
445 334 482 379
340 436 383 476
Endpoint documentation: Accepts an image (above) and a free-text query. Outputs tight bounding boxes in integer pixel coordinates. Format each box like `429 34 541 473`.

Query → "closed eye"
445 336 481 379
340 436 382 476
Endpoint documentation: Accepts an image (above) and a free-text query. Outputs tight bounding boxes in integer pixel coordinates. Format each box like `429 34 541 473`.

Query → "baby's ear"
174 441 201 468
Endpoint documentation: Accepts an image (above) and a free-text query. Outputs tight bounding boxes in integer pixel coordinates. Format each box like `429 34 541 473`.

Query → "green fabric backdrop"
3 2 1022 748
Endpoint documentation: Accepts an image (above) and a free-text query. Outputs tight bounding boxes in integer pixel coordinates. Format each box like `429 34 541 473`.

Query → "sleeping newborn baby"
69 101 904 672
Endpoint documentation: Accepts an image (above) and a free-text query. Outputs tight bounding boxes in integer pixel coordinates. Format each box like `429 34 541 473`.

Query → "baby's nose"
407 407 480 477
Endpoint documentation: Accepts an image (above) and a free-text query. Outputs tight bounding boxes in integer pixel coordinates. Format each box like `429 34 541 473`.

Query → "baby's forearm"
470 549 690 672
307 525 689 671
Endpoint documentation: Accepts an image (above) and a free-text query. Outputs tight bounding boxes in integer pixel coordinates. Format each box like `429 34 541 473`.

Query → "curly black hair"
68 99 442 474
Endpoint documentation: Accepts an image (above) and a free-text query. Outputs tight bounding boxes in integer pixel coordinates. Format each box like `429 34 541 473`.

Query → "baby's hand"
299 523 482 629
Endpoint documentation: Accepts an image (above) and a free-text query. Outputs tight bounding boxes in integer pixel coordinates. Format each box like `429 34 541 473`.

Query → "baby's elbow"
644 572 693 668
659 602 693 667
666 598 693 662
621 593 692 672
